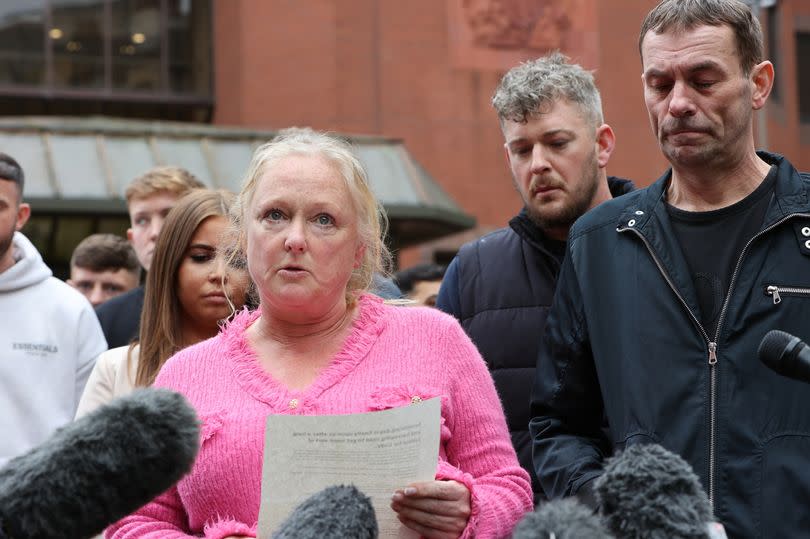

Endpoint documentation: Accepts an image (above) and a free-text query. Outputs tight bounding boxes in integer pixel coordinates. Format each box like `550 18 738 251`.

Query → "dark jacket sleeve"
94 286 143 349
435 256 462 319
529 239 611 501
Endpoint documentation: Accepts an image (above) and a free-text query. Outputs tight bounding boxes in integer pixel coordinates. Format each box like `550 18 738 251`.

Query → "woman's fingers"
392 503 466 532
391 492 470 519
396 514 461 539
390 479 471 538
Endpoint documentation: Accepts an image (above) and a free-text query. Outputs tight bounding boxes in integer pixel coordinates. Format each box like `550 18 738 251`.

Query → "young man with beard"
0 153 107 466
436 52 633 499
530 1 810 536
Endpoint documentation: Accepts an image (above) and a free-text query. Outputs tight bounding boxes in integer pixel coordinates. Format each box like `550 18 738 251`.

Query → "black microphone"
594 443 713 539
511 498 613 539
758 329 810 384
0 388 200 539
272 485 378 539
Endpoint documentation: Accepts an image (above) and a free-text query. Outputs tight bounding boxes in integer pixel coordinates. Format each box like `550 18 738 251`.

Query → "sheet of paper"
257 397 441 538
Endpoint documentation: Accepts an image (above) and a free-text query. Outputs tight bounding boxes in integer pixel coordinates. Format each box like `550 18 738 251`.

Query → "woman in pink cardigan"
107 128 532 539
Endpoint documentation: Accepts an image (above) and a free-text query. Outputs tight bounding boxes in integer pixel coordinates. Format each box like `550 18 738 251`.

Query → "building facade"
1 0 808 266
211 0 810 264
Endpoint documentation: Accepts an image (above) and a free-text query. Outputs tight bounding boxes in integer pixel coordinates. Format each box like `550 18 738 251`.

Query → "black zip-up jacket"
530 152 810 538
437 177 634 497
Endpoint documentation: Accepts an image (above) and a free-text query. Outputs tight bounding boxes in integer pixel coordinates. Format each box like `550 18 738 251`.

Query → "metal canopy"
0 116 475 248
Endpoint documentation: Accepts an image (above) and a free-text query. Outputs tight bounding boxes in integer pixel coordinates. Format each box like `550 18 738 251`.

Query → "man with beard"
436 52 633 500
0 153 107 466
530 1 810 537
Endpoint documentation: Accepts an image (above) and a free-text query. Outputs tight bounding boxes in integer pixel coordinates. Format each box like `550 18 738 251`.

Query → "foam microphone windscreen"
272 485 378 539
0 388 200 539
759 329 810 384
594 443 713 539
511 498 614 539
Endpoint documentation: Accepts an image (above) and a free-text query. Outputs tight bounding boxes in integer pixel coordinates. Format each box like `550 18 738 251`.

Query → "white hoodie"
0 232 107 466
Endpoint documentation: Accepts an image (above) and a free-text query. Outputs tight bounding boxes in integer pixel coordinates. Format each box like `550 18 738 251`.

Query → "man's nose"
530 145 551 175
89 285 105 307
668 81 697 118
149 216 165 240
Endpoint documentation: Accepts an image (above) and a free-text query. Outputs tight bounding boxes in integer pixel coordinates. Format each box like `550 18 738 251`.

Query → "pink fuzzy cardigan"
107 294 532 539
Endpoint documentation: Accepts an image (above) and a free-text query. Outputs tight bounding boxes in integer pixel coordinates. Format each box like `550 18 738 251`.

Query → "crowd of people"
0 1 808 538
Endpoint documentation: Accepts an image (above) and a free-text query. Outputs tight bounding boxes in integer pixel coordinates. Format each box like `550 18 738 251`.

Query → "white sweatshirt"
0 232 107 466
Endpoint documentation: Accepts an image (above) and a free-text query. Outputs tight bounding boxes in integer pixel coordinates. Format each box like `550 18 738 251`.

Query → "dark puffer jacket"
437 177 634 497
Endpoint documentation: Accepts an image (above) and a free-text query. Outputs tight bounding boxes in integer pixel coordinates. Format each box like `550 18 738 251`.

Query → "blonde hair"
125 166 205 205
232 127 391 299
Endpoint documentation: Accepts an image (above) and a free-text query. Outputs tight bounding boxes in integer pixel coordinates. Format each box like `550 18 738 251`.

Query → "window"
0 1 47 87
0 0 212 118
168 0 211 94
111 0 162 91
24 214 130 280
52 0 106 89
798 32 810 124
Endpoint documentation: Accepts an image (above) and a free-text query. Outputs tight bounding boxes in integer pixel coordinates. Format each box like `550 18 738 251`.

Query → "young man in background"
0 152 107 466
68 233 140 307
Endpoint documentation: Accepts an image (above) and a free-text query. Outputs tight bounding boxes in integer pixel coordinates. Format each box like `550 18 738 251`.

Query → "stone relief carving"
461 0 572 51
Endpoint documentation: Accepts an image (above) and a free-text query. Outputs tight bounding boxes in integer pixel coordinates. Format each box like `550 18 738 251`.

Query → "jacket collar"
512 175 637 248
509 208 557 253
611 152 810 336
607 175 636 198
616 151 810 233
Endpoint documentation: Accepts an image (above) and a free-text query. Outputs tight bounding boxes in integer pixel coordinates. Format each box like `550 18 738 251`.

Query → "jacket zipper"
620 227 716 507
619 211 810 512
765 285 810 304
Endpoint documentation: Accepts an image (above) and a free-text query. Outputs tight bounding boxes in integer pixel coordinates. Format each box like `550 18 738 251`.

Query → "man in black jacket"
436 52 633 500
530 1 810 537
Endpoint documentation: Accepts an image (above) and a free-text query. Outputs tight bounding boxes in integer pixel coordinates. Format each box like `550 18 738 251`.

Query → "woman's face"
177 215 250 335
246 153 364 315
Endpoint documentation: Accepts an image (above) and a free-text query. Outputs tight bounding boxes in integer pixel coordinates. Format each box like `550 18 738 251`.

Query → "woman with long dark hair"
77 189 251 415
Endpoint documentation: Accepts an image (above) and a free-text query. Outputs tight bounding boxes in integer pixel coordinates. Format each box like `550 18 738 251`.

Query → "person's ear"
595 124 616 169
15 202 30 231
503 144 513 168
354 243 366 269
750 60 774 110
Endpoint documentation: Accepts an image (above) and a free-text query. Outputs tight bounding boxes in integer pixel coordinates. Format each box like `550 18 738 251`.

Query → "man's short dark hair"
0 153 24 196
639 0 764 74
393 263 447 294
70 233 141 278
